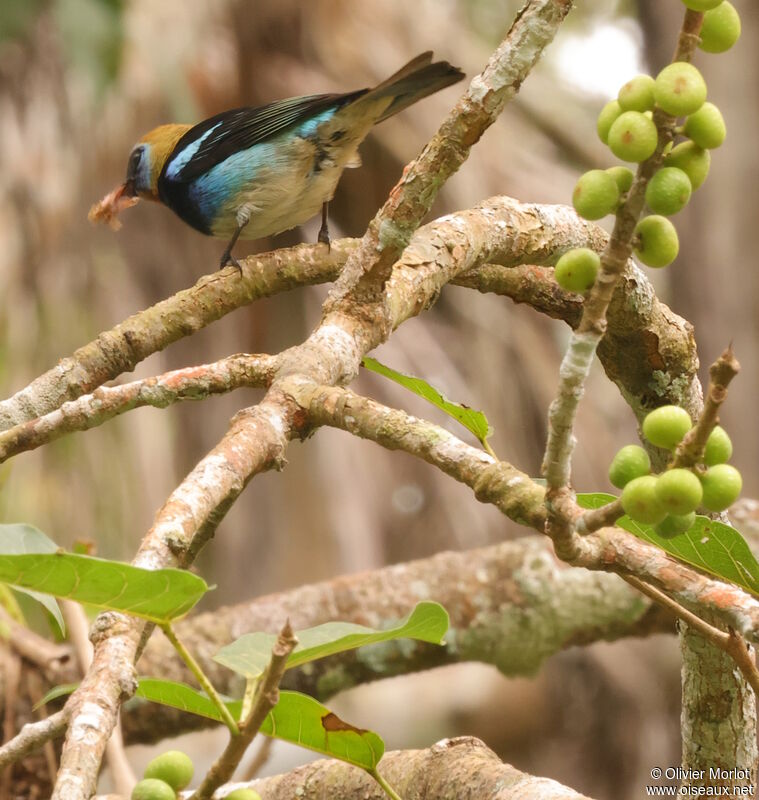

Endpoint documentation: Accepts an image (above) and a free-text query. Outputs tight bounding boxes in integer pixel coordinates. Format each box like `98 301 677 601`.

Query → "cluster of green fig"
131 749 260 800
608 405 742 537
554 0 740 294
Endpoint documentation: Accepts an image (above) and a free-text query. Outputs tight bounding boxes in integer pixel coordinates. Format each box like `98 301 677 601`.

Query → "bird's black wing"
165 90 367 183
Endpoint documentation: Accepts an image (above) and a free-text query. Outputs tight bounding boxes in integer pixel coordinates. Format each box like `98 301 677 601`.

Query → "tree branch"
0 710 68 774
0 243 350 432
0 354 278 462
301 384 759 642
0 197 696 450
327 0 574 304
191 622 297 800
673 345 740 469
50 401 289 799
174 737 595 800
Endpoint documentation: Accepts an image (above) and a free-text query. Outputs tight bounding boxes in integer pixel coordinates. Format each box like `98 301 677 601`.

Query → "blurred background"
0 1 755 798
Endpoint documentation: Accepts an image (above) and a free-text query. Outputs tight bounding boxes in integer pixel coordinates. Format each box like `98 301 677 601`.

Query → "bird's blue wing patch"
164 122 222 181
164 90 366 183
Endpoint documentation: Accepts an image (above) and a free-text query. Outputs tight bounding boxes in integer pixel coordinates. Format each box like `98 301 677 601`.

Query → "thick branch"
0 242 350 431
457 255 700 420
302 384 759 642
51 402 288 800
176 738 595 800
1 198 696 440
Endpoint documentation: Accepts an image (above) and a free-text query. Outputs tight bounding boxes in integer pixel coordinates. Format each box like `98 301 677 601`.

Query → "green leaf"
34 682 80 711
577 492 759 597
136 679 384 770
135 678 241 722
0 552 208 623
0 523 59 554
576 492 622 511
261 691 384 769
362 357 493 447
214 600 448 679
0 523 65 634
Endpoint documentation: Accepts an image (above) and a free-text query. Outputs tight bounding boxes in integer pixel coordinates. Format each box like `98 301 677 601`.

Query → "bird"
99 53 464 270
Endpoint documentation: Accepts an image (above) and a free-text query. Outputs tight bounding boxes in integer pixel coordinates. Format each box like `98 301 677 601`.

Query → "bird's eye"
129 148 143 171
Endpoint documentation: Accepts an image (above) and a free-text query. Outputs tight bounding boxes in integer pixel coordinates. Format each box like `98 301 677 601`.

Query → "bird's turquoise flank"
294 107 337 140
189 109 341 239
196 134 317 240
116 52 465 268
189 139 277 233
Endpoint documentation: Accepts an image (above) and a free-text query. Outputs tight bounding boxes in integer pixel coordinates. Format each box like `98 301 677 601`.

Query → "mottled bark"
124 536 671 743
175 738 595 800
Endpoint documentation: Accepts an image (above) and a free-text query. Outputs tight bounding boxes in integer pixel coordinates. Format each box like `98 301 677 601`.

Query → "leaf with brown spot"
321 712 367 735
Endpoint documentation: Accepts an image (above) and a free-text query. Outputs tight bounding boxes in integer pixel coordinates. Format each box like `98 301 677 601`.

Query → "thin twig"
191 622 297 800
0 709 68 773
724 630 759 696
577 499 624 535
624 574 759 696
0 354 278 463
673 346 740 469
540 6 706 540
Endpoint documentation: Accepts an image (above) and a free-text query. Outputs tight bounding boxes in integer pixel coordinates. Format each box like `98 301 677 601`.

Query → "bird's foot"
219 250 243 274
318 202 331 251
317 223 331 251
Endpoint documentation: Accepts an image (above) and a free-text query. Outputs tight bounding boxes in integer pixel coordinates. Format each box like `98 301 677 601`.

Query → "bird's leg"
318 202 331 250
219 221 247 272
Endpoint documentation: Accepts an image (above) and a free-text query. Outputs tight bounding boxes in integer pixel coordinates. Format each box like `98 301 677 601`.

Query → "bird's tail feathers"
363 53 464 123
